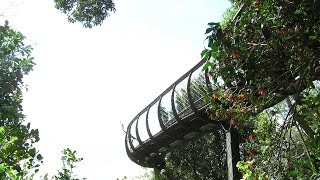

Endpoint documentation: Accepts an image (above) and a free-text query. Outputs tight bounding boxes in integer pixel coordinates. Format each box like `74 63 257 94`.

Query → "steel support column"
225 128 241 180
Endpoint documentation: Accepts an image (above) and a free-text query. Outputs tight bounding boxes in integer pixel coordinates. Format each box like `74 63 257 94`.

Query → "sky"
0 0 230 179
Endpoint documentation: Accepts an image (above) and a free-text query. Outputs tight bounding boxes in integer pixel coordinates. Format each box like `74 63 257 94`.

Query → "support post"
225 128 241 180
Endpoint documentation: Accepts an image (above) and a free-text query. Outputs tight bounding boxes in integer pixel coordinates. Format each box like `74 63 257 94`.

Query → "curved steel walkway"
125 5 247 179
125 58 223 168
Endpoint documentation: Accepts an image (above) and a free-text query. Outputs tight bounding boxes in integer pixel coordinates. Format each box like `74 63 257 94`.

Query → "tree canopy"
54 0 116 28
0 22 42 179
200 0 320 178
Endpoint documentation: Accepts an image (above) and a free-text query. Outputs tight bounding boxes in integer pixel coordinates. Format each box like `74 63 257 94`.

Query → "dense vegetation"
155 130 228 180
200 0 319 179
0 22 41 179
1 0 319 179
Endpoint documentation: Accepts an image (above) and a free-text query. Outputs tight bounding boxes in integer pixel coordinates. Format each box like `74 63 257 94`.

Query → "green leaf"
288 171 299 176
35 135 40 142
211 51 218 58
309 35 316 40
36 154 43 160
202 61 214 71
201 49 208 58
208 36 213 48
210 41 218 52
205 27 213 34
29 148 36 158
13 165 22 172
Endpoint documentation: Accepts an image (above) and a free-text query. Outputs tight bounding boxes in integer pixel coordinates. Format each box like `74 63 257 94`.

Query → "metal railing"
125 58 215 166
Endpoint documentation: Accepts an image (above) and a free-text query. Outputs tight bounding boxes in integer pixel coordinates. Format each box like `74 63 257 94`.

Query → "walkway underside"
129 109 221 168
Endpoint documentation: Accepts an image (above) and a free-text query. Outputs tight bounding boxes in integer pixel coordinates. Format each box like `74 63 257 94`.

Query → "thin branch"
293 119 316 171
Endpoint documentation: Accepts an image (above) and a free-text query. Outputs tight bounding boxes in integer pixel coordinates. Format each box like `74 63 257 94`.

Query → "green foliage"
54 0 116 28
52 148 86 180
220 4 238 29
131 170 154 180
0 22 42 179
203 0 319 121
201 0 319 179
156 131 227 180
236 88 320 179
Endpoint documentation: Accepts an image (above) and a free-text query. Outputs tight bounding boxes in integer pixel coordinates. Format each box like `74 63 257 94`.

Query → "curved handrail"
125 58 212 167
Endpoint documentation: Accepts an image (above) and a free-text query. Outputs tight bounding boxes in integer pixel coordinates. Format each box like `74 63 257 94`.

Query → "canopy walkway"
125 58 214 166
